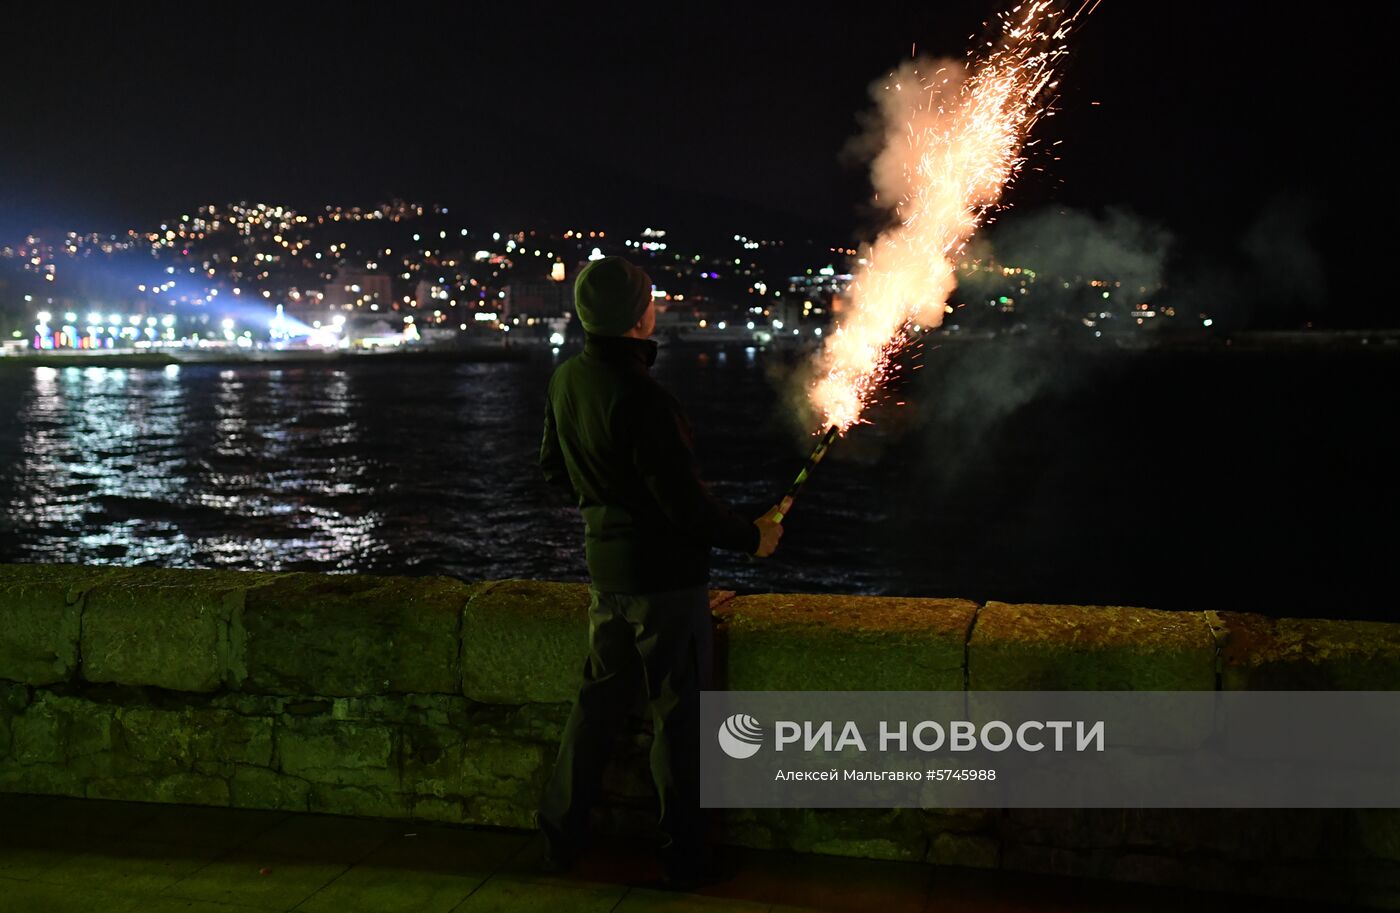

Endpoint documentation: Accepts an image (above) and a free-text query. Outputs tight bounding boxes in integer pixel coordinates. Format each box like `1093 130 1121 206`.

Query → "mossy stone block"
0 762 85 796
410 795 467 824
454 737 551 828
461 737 550 798
462 581 734 704
464 794 537 829
461 580 592 704
88 772 229 805
1219 612 1400 690
402 726 467 799
116 706 273 771
0 681 31 714
277 719 399 791
716 593 977 691
308 782 412 818
5 694 113 778
231 764 310 811
0 683 28 762
968 602 1215 691
8 704 65 765
0 563 108 685
243 572 478 696
81 567 264 692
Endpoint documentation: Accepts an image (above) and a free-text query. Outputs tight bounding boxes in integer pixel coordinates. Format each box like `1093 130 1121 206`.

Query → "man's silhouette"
536 255 782 889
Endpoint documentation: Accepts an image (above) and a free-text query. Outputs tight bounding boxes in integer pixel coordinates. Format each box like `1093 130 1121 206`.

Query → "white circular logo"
717 713 764 759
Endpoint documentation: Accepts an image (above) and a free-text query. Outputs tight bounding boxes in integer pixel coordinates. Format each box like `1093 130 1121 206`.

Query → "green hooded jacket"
541 333 760 593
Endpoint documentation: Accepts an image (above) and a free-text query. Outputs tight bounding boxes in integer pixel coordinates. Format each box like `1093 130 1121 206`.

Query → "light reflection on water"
0 352 876 593
4 364 393 572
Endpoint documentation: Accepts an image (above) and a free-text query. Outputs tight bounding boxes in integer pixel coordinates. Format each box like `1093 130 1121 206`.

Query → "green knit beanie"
574 256 652 336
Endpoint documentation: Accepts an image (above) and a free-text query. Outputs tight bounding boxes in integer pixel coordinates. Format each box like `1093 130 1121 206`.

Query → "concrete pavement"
0 793 1354 912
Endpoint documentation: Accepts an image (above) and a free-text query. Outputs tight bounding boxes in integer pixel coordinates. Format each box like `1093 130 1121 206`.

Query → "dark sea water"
0 341 1395 621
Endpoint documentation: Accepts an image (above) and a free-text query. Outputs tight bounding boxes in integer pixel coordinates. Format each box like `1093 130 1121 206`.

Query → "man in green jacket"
536 255 783 888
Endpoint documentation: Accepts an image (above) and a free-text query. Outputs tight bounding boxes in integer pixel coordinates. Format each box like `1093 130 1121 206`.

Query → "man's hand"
752 499 790 558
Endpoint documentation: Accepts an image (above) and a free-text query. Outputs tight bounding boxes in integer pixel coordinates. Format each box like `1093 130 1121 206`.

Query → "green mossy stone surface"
464 794 538 829
462 737 549 798
6 562 1400 904
466 702 571 745
308 782 412 818
0 682 29 761
7 693 114 779
231 763 310 811
7 704 65 766
1219 611 1400 690
716 593 977 691
402 726 468 799
410 794 467 824
81 567 269 693
968 602 1216 690
87 771 229 805
0 762 85 796
462 581 734 704
456 737 552 828
461 580 594 704
0 681 27 713
277 719 400 791
116 705 274 770
243 572 480 696
0 563 107 685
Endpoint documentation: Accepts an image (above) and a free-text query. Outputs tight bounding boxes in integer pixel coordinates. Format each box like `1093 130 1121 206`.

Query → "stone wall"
1 563 1398 907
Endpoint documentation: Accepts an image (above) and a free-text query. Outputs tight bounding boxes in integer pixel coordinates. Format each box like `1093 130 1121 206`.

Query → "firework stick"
770 425 839 524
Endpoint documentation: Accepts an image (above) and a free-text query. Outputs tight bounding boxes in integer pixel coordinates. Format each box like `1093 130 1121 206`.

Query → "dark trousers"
537 584 712 872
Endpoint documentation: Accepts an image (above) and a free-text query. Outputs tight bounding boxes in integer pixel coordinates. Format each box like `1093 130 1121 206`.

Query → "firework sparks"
809 1 1086 433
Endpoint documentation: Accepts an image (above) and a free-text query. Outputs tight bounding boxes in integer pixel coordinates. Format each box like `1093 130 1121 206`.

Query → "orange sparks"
809 1 1085 433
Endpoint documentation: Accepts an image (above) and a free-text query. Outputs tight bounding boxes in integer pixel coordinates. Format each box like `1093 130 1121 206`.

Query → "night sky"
3 2 1394 303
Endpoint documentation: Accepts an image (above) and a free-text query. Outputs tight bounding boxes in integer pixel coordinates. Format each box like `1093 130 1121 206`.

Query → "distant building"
415 279 435 310
503 278 572 319
323 268 394 312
